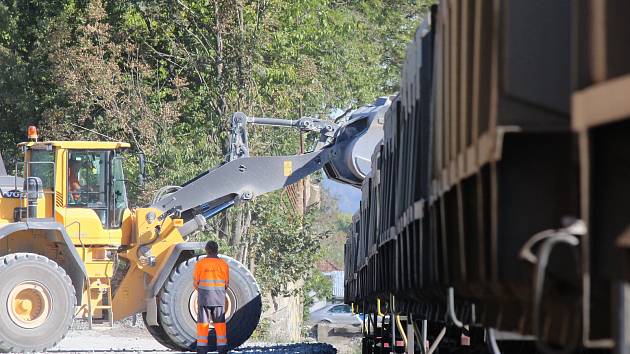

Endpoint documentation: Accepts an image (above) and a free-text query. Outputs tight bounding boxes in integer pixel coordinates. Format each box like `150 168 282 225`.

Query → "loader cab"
66 149 128 228
19 135 133 246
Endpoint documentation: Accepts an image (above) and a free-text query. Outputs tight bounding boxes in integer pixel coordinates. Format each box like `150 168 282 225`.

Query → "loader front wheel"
0 253 75 353
157 255 262 351
143 312 184 351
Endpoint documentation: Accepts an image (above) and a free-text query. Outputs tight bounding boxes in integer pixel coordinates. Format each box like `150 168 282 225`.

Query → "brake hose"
395 314 408 347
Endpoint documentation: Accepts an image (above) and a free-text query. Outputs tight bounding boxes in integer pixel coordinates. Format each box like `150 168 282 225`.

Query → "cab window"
67 151 108 226
28 149 54 190
110 156 128 228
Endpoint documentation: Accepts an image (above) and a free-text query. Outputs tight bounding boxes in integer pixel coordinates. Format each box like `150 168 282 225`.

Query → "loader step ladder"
84 246 117 329
87 276 114 328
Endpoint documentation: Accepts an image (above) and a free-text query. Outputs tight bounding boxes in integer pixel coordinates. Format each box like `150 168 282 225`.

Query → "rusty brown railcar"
345 1 630 353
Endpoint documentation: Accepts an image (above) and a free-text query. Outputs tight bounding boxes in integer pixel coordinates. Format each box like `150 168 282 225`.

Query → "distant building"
316 260 344 303
316 260 341 273
323 270 344 302
309 261 345 313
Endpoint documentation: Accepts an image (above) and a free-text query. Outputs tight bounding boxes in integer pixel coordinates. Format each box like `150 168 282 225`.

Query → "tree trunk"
262 282 304 342
211 0 230 240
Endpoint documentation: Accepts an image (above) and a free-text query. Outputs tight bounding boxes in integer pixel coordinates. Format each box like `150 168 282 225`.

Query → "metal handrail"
66 220 93 329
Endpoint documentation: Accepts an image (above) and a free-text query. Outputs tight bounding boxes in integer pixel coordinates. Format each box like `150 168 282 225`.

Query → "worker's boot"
196 346 208 354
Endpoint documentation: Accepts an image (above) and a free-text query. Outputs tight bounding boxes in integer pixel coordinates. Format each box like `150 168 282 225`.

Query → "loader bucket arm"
152 147 333 237
151 97 390 237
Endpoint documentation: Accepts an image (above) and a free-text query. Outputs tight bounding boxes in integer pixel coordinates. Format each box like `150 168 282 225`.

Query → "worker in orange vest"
193 241 229 354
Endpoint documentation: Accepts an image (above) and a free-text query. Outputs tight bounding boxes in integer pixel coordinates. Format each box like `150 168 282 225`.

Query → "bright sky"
322 177 361 214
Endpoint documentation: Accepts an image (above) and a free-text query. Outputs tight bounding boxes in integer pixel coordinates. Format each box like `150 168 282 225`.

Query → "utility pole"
299 105 307 218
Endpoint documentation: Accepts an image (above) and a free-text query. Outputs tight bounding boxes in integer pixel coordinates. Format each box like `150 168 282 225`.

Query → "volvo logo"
2 190 22 198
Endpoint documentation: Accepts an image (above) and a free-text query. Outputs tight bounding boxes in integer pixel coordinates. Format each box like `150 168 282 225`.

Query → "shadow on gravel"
50 344 337 354
230 343 337 353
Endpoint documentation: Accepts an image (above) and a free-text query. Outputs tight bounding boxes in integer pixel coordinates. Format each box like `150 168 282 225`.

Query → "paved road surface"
52 328 168 352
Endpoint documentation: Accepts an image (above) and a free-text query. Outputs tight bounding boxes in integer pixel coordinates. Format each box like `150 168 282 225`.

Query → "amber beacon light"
27 126 38 142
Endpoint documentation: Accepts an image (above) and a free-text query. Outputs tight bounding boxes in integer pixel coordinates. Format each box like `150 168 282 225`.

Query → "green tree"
303 271 333 320
0 0 434 331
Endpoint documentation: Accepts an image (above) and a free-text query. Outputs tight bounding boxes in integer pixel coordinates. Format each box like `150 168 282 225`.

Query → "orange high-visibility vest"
194 257 229 304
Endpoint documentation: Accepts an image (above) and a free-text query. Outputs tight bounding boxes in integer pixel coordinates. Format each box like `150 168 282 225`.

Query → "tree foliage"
0 0 432 305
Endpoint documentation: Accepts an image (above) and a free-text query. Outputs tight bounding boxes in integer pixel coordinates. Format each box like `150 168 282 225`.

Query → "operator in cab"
68 159 82 202
193 241 229 354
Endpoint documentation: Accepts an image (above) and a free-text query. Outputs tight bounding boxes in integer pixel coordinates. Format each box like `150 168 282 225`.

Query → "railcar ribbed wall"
345 0 630 350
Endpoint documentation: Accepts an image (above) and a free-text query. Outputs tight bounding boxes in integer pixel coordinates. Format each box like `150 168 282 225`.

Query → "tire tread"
0 253 76 353
157 255 261 351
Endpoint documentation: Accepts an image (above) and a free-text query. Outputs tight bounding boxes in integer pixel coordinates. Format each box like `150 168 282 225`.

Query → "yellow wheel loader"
0 98 389 353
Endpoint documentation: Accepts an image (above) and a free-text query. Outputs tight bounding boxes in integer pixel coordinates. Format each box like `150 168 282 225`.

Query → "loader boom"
157 148 333 237
152 111 338 237
152 98 390 238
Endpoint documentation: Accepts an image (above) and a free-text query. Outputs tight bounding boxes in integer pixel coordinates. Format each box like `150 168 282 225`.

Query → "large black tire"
142 312 183 351
158 255 262 352
0 253 75 353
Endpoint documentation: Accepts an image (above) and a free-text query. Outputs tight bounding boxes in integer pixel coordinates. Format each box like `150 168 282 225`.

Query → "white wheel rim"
188 287 236 324
7 281 53 329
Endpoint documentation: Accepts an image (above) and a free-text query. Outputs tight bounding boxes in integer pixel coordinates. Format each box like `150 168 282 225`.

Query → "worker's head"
205 240 219 256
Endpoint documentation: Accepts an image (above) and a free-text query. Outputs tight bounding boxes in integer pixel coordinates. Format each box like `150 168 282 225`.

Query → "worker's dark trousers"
197 305 227 354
